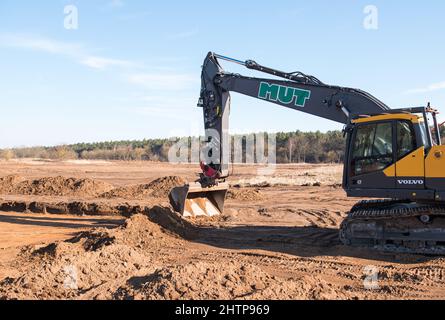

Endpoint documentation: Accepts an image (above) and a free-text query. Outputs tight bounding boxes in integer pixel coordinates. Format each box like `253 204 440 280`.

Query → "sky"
0 0 444 148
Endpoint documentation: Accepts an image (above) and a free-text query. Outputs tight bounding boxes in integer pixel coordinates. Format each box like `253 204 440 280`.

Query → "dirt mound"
69 213 183 250
2 208 344 300
227 188 264 201
101 176 186 200
114 261 344 300
0 213 188 300
148 176 186 198
100 185 148 200
0 199 155 216
0 175 185 201
16 176 114 197
0 176 114 198
0 175 25 193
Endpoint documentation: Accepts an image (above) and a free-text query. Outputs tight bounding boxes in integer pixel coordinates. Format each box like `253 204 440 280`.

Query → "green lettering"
278 86 295 104
258 82 279 101
258 82 311 107
294 89 311 107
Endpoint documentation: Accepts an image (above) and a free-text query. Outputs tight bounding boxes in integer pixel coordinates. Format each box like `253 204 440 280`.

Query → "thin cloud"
166 29 198 40
130 106 194 121
118 11 151 21
0 33 82 56
126 73 197 90
81 56 134 69
109 0 125 8
116 96 199 121
0 33 134 71
139 95 195 103
138 95 197 109
404 81 445 94
0 33 196 95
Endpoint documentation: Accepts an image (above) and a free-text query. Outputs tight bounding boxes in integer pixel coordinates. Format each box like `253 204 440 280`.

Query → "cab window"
396 121 416 159
352 122 393 176
419 119 432 150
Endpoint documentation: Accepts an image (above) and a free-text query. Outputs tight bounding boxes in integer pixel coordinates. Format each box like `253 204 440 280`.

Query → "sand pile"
15 177 114 197
0 175 186 201
0 209 346 300
149 176 186 198
0 199 156 216
113 261 343 300
75 212 187 250
101 176 186 200
227 188 264 201
0 213 187 300
0 176 114 198
0 175 25 194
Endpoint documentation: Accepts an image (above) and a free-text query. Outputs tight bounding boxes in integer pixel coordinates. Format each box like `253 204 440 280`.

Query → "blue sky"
1 0 444 148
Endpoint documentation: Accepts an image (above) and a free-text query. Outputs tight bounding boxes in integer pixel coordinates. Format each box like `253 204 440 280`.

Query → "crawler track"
340 200 445 255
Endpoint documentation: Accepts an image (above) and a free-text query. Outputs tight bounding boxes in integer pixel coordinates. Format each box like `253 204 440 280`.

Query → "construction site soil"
1 159 445 300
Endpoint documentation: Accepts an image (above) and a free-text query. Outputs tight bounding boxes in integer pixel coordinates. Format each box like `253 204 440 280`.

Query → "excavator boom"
171 52 390 217
198 52 389 178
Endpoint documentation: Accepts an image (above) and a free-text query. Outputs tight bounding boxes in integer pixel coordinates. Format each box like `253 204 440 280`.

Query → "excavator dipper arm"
198 52 389 178
171 52 390 218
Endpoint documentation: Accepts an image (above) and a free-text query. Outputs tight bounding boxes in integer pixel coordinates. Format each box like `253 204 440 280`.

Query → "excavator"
170 52 445 255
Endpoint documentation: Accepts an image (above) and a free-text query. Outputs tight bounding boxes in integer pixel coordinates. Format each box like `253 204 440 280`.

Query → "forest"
1 127 444 163
0 131 346 164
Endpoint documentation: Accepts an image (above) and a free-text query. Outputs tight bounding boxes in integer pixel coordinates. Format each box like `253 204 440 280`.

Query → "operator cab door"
395 120 425 190
349 121 396 190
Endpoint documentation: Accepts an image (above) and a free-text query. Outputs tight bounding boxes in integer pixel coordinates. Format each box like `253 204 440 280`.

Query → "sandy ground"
0 212 124 280
1 159 445 300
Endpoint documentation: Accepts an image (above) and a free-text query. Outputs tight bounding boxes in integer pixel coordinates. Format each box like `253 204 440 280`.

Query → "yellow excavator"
170 52 445 255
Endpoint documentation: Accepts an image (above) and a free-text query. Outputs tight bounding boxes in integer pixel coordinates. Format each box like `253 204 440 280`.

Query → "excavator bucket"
169 182 229 218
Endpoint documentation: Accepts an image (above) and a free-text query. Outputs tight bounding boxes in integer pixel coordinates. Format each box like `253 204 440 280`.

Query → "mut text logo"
258 82 311 108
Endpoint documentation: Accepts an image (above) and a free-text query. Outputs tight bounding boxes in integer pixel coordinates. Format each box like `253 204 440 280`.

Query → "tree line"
0 131 345 164
1 127 444 163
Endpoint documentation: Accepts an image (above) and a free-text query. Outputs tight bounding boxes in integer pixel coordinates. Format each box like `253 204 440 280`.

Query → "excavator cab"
345 107 445 201
341 107 445 254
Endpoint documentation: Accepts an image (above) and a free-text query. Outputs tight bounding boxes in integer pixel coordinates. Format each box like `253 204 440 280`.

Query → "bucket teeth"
169 182 229 218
